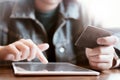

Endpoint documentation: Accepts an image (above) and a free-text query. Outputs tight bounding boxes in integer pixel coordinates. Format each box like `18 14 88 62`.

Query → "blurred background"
77 0 120 30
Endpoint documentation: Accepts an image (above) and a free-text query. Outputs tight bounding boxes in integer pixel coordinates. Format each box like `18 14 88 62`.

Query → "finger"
37 43 49 52
86 47 106 57
20 39 37 61
86 46 115 57
97 36 119 46
89 61 112 70
20 39 48 63
7 44 21 61
13 41 30 60
88 55 113 63
27 46 37 61
36 49 48 64
25 39 48 63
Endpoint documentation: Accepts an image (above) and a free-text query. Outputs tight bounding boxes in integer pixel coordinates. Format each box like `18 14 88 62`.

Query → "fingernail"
97 38 104 44
27 58 32 61
41 57 48 64
44 60 48 64
44 43 49 48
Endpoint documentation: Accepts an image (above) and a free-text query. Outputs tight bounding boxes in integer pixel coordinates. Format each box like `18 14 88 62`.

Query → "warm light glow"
77 0 120 29
107 74 120 80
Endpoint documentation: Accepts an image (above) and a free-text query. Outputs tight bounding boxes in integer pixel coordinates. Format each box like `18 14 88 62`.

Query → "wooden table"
0 66 120 80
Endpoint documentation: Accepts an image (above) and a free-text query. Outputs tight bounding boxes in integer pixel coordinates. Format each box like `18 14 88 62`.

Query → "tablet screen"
12 62 100 75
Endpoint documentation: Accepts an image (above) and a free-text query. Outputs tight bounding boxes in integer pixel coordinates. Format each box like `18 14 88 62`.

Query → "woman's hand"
86 36 119 71
0 39 49 64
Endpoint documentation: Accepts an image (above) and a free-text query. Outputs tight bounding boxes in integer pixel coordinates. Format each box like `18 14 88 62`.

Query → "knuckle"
96 55 102 60
97 47 103 53
95 63 101 68
14 41 22 45
7 44 14 49
30 45 35 50
20 39 25 41
24 46 30 51
26 39 33 42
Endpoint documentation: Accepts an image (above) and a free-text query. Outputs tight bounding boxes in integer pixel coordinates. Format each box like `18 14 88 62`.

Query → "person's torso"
0 0 89 65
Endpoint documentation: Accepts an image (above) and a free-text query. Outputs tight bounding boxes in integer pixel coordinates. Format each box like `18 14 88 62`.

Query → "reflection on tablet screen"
12 62 100 75
14 62 90 72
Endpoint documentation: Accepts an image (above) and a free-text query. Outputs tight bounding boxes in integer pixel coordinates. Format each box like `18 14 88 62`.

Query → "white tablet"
12 62 100 76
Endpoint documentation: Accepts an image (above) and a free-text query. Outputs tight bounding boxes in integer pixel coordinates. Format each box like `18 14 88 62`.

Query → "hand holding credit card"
75 26 112 48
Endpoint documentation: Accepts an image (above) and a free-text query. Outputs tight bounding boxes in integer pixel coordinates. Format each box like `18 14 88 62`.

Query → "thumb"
97 36 119 46
37 43 49 52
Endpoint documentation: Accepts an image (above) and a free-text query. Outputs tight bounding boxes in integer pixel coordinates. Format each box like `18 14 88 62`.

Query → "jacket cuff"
113 59 120 68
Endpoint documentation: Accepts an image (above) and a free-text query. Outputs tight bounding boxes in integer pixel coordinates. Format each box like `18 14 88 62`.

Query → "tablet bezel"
12 62 100 76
